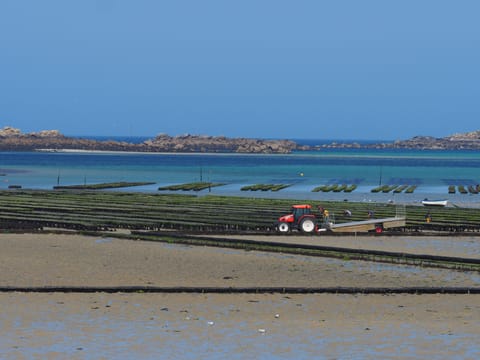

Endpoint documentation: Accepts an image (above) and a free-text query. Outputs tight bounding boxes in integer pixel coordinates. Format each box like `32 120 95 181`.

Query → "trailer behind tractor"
275 204 406 234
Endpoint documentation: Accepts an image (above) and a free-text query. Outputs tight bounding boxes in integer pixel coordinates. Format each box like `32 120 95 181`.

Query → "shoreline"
32 146 480 158
34 148 281 156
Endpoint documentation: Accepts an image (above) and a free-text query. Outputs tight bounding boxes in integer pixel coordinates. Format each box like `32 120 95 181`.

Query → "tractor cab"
292 204 312 221
276 204 317 233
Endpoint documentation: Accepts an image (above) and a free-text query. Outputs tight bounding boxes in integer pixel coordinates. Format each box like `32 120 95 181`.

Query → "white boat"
422 199 448 207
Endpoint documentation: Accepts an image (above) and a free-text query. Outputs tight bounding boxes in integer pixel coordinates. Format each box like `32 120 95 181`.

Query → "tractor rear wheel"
300 218 316 233
277 222 290 233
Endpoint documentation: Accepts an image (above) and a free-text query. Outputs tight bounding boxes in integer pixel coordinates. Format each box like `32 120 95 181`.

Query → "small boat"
422 199 448 207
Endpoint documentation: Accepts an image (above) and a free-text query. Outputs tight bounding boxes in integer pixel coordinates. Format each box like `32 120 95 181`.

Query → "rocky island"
2 126 480 152
316 130 480 150
388 130 480 150
0 127 299 154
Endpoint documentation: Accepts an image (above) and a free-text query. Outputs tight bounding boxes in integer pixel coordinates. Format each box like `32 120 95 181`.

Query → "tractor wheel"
300 218 316 233
277 222 290 233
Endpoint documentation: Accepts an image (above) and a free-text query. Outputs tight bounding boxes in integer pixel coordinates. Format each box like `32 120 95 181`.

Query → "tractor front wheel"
300 218 316 233
277 222 290 233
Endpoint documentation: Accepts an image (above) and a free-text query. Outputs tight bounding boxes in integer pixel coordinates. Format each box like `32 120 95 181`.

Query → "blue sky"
1 1 479 140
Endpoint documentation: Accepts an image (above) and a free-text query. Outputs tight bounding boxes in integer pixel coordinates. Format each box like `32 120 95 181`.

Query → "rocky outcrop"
6 125 480 152
318 130 480 150
144 134 297 153
0 126 23 137
0 127 299 153
447 130 480 140
385 131 480 150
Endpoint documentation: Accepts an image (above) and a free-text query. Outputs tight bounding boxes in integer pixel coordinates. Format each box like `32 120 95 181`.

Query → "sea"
1 137 480 206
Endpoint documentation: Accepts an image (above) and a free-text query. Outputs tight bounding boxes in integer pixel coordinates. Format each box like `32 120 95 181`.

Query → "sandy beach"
1 233 479 359
1 233 479 288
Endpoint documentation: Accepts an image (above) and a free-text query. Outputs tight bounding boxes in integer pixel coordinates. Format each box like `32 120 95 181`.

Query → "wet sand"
207 234 480 259
1 233 479 288
1 293 479 359
1 233 479 359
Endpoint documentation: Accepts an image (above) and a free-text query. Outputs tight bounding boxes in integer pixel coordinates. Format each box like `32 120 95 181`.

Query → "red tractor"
275 204 319 233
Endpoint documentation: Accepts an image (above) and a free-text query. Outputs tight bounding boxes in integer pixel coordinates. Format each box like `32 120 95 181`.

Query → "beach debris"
161 307 169 311
275 314 280 318
207 321 215 326
258 328 266 334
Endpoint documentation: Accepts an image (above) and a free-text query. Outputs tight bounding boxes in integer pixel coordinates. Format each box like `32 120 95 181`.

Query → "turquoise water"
1 148 480 204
